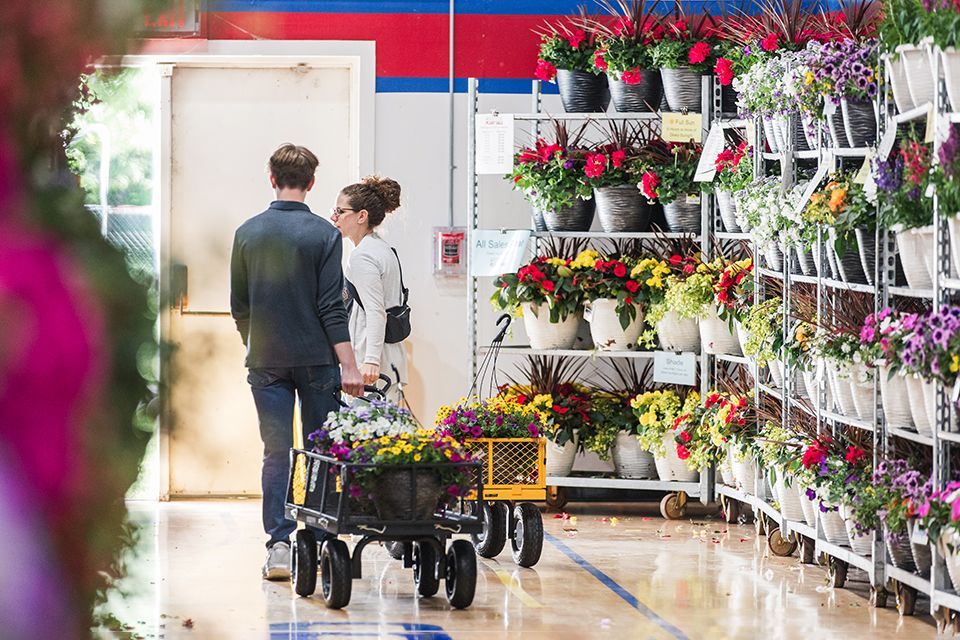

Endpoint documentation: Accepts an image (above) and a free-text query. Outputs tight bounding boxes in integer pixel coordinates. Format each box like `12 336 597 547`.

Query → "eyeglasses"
330 207 356 221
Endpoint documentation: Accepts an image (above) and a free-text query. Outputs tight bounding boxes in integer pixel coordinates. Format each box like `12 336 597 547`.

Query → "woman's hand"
361 363 380 386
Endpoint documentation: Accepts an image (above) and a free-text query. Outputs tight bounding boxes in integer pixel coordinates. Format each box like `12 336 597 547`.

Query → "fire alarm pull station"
433 227 466 276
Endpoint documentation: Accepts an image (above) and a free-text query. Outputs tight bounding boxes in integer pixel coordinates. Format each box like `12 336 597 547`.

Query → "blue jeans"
248 365 341 548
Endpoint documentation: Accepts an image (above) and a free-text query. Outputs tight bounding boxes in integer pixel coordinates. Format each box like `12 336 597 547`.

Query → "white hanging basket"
731 454 757 495
941 531 960 593
942 47 960 113
913 225 937 282
896 228 934 289
735 320 750 355
699 307 742 355
612 432 657 479
827 363 857 417
656 311 700 352
884 53 916 113
768 360 785 388
898 44 936 110
719 454 735 486
848 364 876 421
878 363 914 428
546 435 579 477
653 453 673 482
522 303 581 350
922 377 938 431
774 472 806 522
802 366 834 412
664 432 699 482
798 484 817 527
948 215 960 279
839 504 873 556
587 299 644 351
819 504 850 545
905 375 935 436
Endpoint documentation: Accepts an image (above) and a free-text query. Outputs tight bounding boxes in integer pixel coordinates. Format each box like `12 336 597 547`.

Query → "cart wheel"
660 493 686 520
413 541 440 598
511 502 544 568
292 529 318 597
384 541 405 560
445 539 477 609
826 557 848 589
319 539 352 609
545 486 568 511
767 527 797 557
869 585 889 609
472 502 508 558
895 581 917 616
799 535 815 564
721 496 741 524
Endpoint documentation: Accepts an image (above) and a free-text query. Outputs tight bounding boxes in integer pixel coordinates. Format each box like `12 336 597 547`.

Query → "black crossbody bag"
344 247 411 344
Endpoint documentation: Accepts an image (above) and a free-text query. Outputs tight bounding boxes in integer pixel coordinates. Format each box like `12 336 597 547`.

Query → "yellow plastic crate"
464 437 545 501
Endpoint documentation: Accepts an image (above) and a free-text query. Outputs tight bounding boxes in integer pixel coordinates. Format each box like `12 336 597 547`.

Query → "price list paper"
475 114 515 175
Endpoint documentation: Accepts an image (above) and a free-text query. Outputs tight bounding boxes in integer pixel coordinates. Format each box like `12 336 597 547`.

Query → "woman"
332 176 408 404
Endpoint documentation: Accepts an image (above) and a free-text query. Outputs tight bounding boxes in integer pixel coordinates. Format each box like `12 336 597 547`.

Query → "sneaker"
262 542 291 581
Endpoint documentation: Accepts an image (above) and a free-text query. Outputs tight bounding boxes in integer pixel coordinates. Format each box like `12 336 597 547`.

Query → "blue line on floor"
544 531 689 640
268 622 452 639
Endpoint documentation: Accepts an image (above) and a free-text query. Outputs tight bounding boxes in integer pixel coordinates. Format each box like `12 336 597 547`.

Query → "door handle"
169 263 231 316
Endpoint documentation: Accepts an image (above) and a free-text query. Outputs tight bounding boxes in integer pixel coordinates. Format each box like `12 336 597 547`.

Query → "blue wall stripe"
376 77 559 94
210 0 823 14
544 531 689 640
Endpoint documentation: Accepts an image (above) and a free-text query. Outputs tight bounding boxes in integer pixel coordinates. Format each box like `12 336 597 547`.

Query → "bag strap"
391 247 409 306
345 279 363 310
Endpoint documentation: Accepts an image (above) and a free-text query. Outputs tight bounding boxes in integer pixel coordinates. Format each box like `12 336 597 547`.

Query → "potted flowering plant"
310 397 419 447
593 363 658 478
585 391 632 464
645 253 703 351
581 122 656 232
699 391 752 482
639 140 704 233
733 49 807 153
861 309 915 427
491 253 585 350
630 389 683 481
805 174 873 284
875 134 934 289
534 17 610 113
668 391 709 478
649 11 718 111
899 306 960 434
713 140 752 233
592 0 666 112
741 296 784 378
508 124 595 232
870 460 931 572
933 126 960 276
435 396 545 441
917 481 960 588
735 176 787 270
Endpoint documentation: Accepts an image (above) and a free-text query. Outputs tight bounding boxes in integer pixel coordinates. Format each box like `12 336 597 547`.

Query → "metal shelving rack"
465 76 717 514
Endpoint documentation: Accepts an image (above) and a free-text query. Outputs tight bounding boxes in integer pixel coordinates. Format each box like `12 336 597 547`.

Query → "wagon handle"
492 313 512 344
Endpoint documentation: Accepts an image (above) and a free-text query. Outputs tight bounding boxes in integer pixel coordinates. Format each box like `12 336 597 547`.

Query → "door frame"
127 41 375 500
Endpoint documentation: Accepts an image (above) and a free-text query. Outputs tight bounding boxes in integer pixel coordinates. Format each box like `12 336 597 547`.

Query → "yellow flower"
640 411 657 426
804 71 814 85
546 257 567 268
951 354 959 374
414 453 422 462
646 275 663 289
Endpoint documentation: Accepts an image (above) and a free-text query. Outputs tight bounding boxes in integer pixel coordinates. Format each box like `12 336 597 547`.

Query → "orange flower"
828 187 847 213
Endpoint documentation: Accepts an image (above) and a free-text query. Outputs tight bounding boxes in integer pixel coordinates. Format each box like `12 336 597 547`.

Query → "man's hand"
360 363 380 386
340 364 365 397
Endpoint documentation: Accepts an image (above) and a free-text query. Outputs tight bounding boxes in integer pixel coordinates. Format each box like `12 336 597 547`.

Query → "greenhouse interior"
7 0 960 638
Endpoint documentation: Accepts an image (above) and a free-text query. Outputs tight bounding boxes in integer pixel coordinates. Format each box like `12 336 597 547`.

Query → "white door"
161 62 355 496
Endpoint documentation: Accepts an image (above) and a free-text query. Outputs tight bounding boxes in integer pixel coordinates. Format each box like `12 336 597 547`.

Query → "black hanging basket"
660 67 703 112
793 113 812 152
834 243 869 284
556 69 610 113
532 210 547 232
796 246 816 276
662 198 702 233
539 197 595 232
720 85 739 115
608 70 663 113
854 227 877 285
842 98 878 148
827 107 851 149
595 184 649 232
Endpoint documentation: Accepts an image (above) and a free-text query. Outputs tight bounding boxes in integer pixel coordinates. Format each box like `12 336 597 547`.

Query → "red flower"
679 430 691 443
626 280 640 293
516 394 528 404
534 58 557 82
683 263 695 274
760 33 778 52
801 443 828 469
688 41 711 65
621 68 643 85
641 171 660 200
714 57 734 86
669 254 683 266
625 296 633 305
673 19 688 34
585 152 607 178
845 446 866 465
538 143 562 163
542 280 555 292
594 50 609 72
676 444 690 460
614 18 633 36
565 28 587 49
613 262 627 278
553 405 570 415
611 149 627 168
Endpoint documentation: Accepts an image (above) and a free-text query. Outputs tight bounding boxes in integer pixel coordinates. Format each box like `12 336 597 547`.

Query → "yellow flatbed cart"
463 436 545 567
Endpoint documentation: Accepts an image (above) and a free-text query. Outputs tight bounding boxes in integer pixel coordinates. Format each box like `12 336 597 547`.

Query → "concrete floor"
106 500 939 639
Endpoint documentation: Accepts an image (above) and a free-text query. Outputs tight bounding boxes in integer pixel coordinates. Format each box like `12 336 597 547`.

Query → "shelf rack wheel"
767 527 798 557
660 492 688 520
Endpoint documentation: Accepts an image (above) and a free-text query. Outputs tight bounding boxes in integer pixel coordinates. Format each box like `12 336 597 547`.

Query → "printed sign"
475 114 514 174
653 351 697 386
662 112 704 143
694 125 724 182
877 125 897 161
853 149 874 185
911 524 929 546
469 229 531 277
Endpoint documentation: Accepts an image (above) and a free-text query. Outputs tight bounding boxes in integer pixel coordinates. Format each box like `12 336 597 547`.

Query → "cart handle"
364 373 392 397
492 313 512 344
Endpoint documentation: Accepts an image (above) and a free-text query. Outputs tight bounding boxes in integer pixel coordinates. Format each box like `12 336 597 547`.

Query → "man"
230 143 364 580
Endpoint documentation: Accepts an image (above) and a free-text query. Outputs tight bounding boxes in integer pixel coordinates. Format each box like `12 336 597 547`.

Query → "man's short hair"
269 144 319 191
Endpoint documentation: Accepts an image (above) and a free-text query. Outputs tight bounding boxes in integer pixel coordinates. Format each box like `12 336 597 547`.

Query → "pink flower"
918 501 931 518
688 41 711 65
594 50 609 72
641 171 660 199
621 68 643 85
611 149 626 168
676 444 690 460
714 57 734 86
565 28 586 49
760 33 779 52
952 500 960 522
584 152 607 178
534 58 557 82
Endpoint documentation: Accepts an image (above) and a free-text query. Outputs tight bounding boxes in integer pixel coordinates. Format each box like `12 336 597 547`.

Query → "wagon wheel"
319 539 352 609
895 581 917 616
292 529 318 597
413 541 440 598
826 557 848 589
660 492 687 520
869 585 888 609
545 486 568 511
767 527 797 557
472 502 508 558
384 541 405 560
511 502 544 568
445 540 478 609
